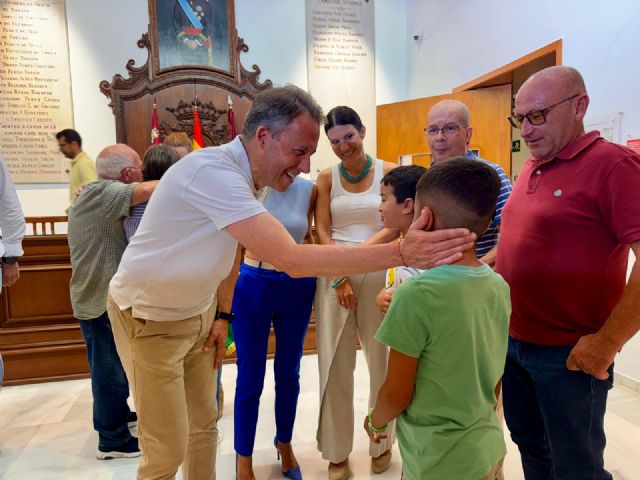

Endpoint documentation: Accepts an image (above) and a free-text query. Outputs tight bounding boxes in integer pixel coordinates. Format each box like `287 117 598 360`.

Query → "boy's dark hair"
142 145 180 181
381 165 427 203
324 105 363 134
416 157 500 236
55 128 82 147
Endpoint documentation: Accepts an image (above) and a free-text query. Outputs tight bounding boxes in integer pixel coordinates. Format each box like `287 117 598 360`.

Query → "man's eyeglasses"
508 94 580 128
424 123 462 137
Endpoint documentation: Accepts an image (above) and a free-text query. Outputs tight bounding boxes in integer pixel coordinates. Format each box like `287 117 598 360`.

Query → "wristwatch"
1 256 19 265
216 311 234 323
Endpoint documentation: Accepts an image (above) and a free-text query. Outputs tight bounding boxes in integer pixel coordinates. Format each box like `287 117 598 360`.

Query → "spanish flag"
193 106 204 150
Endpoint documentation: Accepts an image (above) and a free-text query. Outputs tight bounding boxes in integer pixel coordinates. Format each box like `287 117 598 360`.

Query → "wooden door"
376 84 512 175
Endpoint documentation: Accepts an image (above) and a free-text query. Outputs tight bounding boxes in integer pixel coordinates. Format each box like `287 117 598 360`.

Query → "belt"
243 257 280 271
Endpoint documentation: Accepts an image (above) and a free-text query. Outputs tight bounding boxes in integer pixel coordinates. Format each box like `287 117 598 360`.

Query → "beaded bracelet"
397 237 408 267
368 409 388 434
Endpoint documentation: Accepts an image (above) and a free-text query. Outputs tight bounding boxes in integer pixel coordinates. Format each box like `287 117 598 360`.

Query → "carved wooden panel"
100 23 272 160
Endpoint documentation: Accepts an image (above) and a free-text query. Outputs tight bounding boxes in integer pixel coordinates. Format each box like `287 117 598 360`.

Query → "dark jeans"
503 336 613 480
232 263 316 456
79 312 134 448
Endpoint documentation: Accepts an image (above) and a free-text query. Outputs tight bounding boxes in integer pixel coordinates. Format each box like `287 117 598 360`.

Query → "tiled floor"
1 352 639 479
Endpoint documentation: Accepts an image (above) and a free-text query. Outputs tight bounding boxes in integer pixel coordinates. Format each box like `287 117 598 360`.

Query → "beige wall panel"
377 85 512 175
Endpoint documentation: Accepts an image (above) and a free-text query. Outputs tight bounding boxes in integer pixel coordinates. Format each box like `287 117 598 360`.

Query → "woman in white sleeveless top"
314 106 397 480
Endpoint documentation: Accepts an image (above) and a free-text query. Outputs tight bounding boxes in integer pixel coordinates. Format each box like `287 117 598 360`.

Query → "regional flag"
193 107 204 150
228 95 237 140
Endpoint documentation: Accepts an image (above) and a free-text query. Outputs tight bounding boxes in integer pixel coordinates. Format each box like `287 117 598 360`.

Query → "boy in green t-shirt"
375 165 427 314
365 157 511 480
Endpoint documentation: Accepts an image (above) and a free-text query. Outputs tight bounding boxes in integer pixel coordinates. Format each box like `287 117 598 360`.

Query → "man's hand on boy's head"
402 208 476 269
376 287 392 314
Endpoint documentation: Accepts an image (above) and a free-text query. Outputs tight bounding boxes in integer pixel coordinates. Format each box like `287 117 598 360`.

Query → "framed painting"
149 0 234 76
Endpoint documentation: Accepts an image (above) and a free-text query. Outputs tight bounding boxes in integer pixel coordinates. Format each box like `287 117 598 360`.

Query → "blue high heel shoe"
274 437 303 480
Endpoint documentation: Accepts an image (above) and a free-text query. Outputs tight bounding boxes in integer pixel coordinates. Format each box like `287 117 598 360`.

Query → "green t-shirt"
375 264 511 480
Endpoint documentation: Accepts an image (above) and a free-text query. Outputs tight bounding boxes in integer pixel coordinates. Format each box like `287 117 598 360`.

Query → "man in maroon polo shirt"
496 65 640 479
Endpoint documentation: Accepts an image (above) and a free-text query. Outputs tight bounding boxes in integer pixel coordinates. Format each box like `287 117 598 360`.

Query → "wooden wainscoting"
0 230 89 386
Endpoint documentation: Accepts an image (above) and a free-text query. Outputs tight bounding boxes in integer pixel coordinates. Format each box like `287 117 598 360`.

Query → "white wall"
14 0 408 215
374 0 408 105
406 0 640 138
235 0 308 88
617 250 640 383
236 0 408 104
405 0 640 381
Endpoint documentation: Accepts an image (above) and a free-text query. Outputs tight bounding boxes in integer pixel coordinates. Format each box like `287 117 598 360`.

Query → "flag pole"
150 97 161 145
227 95 237 141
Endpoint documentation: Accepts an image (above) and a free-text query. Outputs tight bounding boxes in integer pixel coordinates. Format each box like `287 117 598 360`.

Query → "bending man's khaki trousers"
107 294 218 480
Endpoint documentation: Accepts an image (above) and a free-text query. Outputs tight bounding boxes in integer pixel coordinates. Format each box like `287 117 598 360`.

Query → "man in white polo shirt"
107 85 476 480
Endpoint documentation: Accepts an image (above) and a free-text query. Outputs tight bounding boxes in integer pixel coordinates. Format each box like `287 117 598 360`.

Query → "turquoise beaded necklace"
339 154 372 183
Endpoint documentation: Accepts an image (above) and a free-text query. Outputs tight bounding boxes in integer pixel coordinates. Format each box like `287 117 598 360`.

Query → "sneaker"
127 411 137 429
96 437 141 460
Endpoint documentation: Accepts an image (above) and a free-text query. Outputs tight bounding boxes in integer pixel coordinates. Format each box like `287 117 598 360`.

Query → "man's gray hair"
242 85 325 139
96 144 139 180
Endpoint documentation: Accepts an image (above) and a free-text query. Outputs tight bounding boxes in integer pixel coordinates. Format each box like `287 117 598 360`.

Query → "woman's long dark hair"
324 106 364 135
142 145 180 181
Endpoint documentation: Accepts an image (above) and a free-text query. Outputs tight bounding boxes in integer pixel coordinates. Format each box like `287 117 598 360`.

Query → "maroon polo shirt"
496 131 640 345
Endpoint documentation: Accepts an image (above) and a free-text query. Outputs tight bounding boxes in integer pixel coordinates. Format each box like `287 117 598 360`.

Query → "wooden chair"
24 216 68 236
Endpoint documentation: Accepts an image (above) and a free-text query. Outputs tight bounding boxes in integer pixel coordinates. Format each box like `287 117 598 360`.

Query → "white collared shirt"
0 156 25 260
109 137 266 321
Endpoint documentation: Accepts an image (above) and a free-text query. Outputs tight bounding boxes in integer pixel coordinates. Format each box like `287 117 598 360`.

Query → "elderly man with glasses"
496 66 640 479
425 99 512 266
67 144 158 460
